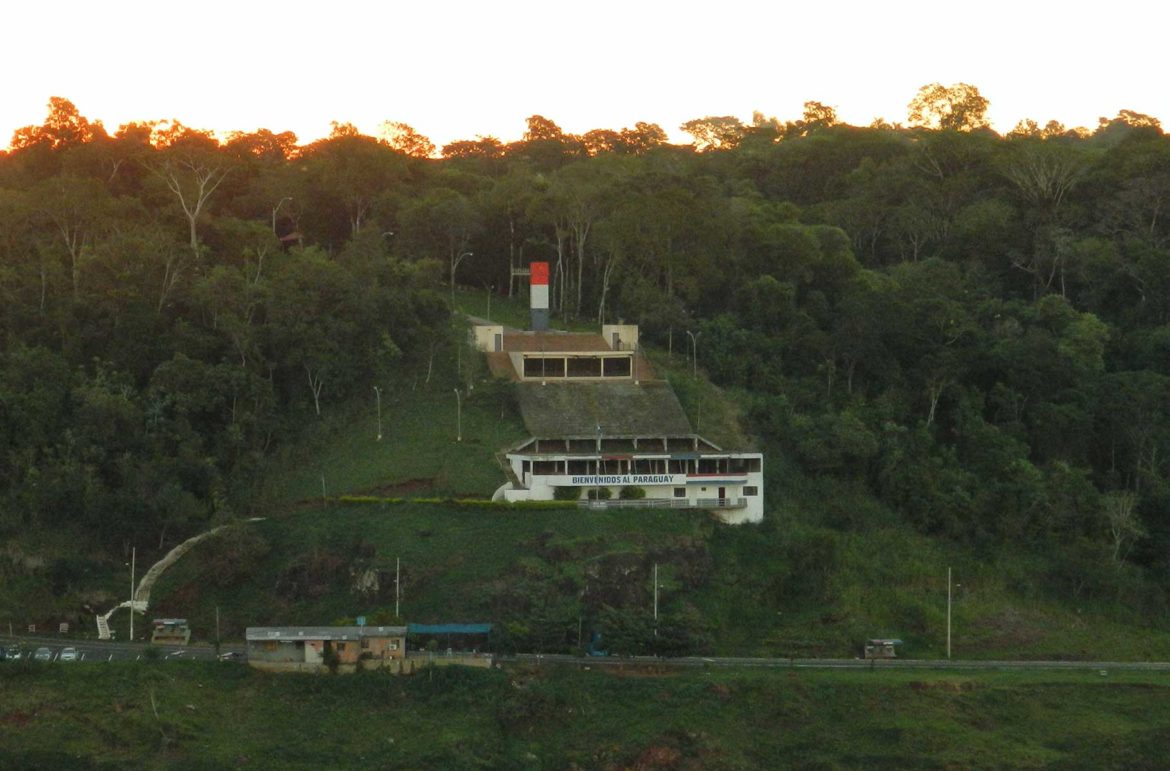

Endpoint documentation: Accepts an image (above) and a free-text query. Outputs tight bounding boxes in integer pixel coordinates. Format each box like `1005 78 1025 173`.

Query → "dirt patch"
909 680 976 693
0 711 33 728
631 745 682 769
603 662 679 678
974 607 1048 649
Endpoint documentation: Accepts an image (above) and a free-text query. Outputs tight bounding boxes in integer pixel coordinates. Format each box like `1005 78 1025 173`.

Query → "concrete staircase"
494 451 525 490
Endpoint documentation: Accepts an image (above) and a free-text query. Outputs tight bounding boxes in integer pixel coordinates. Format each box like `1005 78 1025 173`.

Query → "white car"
59 647 80 662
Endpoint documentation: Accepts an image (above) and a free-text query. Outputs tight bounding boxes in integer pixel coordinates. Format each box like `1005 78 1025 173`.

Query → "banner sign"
546 474 685 486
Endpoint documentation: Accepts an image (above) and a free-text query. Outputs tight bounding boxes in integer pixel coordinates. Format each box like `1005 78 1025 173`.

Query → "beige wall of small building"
472 325 504 352
602 324 639 350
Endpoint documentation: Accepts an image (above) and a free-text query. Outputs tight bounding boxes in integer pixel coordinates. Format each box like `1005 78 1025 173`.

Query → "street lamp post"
454 388 462 442
595 423 603 504
945 566 964 659
686 330 699 379
373 385 383 441
653 562 659 637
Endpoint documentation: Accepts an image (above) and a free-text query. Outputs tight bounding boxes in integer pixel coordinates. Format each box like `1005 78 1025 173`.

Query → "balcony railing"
578 497 746 510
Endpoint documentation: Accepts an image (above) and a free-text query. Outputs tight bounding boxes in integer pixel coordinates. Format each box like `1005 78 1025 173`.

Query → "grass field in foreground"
3 661 1169 769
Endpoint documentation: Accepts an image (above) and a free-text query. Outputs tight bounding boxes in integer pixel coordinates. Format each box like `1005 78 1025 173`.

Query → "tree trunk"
305 364 324 416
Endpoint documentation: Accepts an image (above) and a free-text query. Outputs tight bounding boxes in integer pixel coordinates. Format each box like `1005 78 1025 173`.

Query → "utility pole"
215 606 221 653
454 388 462 442
946 566 952 659
395 557 401 618
686 330 699 379
129 546 136 642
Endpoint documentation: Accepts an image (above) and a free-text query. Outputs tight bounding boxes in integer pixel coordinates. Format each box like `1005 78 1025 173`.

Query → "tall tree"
680 115 746 151
378 121 436 158
907 83 991 132
144 125 231 261
9 97 105 151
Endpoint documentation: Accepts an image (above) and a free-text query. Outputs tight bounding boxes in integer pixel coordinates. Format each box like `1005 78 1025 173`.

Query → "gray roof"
246 626 406 642
515 381 693 439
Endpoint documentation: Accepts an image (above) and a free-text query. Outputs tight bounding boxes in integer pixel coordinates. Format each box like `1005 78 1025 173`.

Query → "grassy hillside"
260 378 527 504
4 661 1170 769
150 499 1170 661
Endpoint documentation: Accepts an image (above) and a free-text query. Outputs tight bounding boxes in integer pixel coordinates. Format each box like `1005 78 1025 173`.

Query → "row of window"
527 457 762 476
521 355 633 379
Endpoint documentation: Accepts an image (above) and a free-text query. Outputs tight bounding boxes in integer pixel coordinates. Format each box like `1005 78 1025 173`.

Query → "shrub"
586 487 613 500
323 645 340 674
619 486 646 500
553 486 581 501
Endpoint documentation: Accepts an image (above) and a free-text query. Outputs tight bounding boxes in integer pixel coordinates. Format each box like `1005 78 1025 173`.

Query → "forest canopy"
2 87 1169 599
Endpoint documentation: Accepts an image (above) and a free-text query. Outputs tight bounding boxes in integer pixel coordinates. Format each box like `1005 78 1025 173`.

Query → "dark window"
566 356 603 377
674 487 686 498
603 356 632 377
744 486 758 496
523 356 566 378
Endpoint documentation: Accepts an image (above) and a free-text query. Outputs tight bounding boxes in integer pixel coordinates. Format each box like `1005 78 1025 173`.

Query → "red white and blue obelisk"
530 261 549 331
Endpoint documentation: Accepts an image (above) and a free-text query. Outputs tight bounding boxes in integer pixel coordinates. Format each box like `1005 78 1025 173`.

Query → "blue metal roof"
407 623 492 635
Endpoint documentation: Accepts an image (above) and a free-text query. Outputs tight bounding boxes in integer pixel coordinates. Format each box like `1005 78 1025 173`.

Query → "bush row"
336 496 577 511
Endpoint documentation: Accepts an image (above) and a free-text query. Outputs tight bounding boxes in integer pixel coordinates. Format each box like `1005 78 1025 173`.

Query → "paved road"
0 635 245 663
6 637 1169 674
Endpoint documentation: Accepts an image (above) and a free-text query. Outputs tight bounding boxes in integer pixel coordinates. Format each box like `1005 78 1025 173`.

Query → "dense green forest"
2 87 1170 625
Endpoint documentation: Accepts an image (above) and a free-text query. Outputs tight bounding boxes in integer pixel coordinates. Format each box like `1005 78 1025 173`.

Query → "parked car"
6 645 25 661
33 647 53 662
59 647 79 662
217 651 245 661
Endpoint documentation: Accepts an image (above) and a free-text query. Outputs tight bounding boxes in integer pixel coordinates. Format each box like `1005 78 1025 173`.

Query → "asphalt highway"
6 636 1170 673
0 635 245 663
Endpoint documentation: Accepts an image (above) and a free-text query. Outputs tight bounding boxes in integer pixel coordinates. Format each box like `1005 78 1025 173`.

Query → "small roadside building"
150 618 191 645
246 624 494 674
246 625 406 674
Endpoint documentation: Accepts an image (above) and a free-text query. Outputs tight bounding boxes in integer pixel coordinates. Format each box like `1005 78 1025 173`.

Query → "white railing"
578 497 746 510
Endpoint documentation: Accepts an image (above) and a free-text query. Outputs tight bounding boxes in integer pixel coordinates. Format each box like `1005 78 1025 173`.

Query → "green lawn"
263 372 528 505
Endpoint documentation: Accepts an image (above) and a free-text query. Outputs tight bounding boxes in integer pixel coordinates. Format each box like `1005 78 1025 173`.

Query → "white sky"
2 0 1166 150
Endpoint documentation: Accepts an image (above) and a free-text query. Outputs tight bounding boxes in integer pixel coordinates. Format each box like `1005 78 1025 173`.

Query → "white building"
476 321 764 524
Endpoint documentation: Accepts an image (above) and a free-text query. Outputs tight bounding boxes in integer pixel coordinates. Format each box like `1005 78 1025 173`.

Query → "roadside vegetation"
4 661 1170 769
